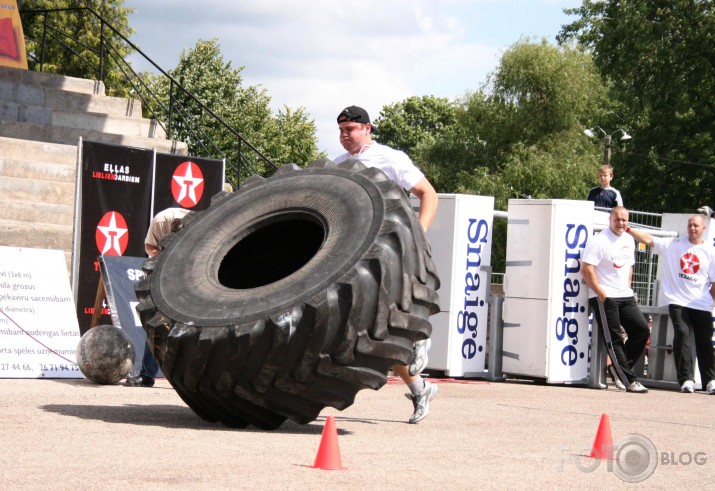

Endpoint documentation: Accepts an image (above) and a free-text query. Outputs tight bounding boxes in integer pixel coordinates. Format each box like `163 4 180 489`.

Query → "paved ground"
1 375 713 490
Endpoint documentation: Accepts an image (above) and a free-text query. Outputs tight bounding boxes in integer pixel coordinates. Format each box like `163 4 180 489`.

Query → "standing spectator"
627 215 715 394
587 164 623 209
126 207 190 387
334 105 439 423
581 206 650 393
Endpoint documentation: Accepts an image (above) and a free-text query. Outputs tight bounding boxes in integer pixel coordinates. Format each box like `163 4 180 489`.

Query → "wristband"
625 226 631 233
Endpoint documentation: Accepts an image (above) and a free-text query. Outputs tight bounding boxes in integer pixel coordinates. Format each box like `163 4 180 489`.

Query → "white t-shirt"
652 237 715 312
583 227 635 298
333 142 424 191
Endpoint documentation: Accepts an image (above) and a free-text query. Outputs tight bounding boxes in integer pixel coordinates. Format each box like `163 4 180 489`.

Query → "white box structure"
501 199 593 383
412 194 494 377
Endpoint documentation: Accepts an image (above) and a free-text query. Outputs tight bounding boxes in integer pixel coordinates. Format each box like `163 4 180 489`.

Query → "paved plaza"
1 375 712 489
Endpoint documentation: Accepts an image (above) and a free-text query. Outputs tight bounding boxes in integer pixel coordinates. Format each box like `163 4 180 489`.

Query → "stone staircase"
0 65 188 273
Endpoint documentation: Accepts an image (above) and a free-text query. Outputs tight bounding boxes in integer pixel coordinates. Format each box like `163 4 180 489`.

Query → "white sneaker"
706 380 715 395
408 338 431 376
681 380 695 393
626 381 648 393
405 381 438 424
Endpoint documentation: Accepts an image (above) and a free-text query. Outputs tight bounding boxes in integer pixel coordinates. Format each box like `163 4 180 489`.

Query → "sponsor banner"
446 195 494 376
546 203 592 383
99 255 162 376
0 0 28 69
153 153 225 213
0 247 82 378
413 194 494 377
75 141 154 334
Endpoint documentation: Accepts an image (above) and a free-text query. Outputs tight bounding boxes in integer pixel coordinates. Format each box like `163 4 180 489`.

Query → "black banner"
99 254 162 376
75 141 154 334
153 153 225 213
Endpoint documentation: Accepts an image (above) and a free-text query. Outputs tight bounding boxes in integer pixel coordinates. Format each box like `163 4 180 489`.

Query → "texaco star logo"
95 211 129 256
171 161 204 208
680 252 700 275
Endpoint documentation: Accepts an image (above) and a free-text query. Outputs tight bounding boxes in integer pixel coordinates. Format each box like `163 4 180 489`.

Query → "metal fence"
616 208 663 307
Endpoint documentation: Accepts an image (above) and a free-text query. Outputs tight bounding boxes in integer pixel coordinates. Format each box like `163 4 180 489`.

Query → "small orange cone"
312 416 345 470
589 413 614 460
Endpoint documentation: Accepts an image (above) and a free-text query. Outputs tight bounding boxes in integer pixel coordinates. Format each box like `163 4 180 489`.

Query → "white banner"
0 247 82 378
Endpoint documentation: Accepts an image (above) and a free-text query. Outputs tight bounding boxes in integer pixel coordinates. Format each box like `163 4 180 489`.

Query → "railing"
19 6 277 188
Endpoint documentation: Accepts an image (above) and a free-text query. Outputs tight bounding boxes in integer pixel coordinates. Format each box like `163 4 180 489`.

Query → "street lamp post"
584 126 632 166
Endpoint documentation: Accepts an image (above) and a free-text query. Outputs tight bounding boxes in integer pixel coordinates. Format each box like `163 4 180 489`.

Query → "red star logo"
171 161 204 208
95 211 129 256
680 252 700 275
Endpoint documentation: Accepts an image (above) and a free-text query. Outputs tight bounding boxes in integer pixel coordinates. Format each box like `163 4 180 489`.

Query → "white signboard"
545 205 592 383
0 247 82 378
417 194 494 377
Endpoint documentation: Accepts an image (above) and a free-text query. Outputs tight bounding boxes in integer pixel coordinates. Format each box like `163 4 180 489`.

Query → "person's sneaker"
680 380 695 393
607 365 626 391
125 375 155 388
706 380 715 395
408 338 432 376
626 381 648 393
405 381 438 424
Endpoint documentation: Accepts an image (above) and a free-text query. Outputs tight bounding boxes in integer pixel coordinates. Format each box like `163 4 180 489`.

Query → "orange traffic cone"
312 416 345 470
589 413 614 460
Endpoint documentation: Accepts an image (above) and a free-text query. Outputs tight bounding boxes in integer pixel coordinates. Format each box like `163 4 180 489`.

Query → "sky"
123 0 582 158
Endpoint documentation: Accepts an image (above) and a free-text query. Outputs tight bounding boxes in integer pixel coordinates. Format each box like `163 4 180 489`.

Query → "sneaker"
408 338 432 376
607 365 626 391
706 380 715 395
626 381 648 393
405 381 438 424
125 375 155 388
681 380 695 393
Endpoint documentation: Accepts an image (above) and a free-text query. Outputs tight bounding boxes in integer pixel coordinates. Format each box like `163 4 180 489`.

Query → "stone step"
0 79 142 118
0 65 106 96
0 136 76 164
0 200 74 226
0 175 75 205
0 120 188 155
0 156 76 183
1 102 166 139
0 218 73 251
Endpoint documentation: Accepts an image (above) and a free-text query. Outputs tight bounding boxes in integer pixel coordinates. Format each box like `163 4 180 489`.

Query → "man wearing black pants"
582 206 649 393
627 214 715 394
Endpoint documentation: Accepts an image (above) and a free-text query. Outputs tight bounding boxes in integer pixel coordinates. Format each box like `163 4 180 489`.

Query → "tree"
559 0 715 212
376 40 611 272
415 40 611 197
148 39 321 182
373 96 458 155
20 0 135 97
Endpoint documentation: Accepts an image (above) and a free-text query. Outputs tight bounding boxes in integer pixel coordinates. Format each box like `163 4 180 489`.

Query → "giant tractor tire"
134 159 440 429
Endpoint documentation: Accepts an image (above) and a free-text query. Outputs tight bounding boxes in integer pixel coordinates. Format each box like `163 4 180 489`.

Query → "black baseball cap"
337 105 371 124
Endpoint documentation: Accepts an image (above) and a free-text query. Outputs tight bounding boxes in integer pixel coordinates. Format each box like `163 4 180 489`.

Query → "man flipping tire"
335 105 440 423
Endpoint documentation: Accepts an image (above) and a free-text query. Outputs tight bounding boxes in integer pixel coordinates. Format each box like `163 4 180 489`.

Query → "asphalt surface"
1 375 713 490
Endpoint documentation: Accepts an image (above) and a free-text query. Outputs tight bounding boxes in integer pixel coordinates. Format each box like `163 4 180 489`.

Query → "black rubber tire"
134 159 440 429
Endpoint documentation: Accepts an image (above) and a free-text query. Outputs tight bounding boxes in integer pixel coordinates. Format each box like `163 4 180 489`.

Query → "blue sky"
124 0 582 157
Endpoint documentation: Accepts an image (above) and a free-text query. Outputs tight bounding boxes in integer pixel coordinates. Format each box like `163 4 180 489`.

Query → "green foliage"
373 96 459 154
147 39 321 183
376 40 610 272
20 0 135 97
559 0 715 212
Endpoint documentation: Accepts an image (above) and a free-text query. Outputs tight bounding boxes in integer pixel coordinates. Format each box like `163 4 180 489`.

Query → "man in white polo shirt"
627 214 715 394
582 206 650 393
334 105 439 423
